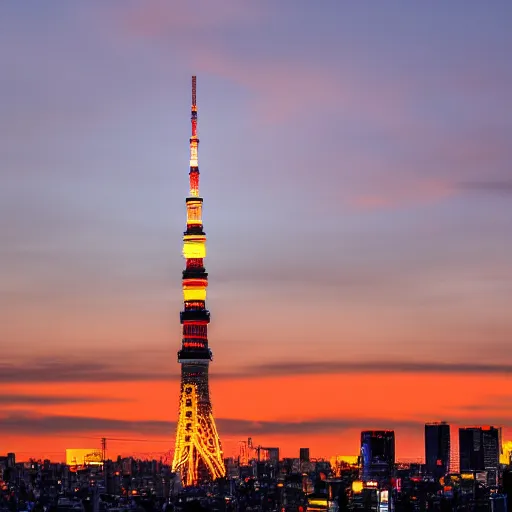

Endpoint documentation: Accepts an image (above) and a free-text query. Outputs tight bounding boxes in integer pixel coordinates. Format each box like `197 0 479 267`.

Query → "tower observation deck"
171 76 226 485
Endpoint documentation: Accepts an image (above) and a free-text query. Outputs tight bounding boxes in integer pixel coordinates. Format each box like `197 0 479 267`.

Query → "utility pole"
101 437 108 495
101 437 107 463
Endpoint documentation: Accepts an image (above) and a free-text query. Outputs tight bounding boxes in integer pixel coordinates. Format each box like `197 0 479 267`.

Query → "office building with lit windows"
459 426 500 486
425 422 450 478
360 430 395 482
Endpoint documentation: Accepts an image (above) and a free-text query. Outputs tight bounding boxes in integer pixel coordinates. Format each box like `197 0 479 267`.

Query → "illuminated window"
182 278 208 302
183 341 206 348
190 139 198 168
187 201 202 224
183 324 207 339
183 288 206 302
183 278 208 288
183 234 206 259
189 171 199 196
185 301 205 310
187 258 203 269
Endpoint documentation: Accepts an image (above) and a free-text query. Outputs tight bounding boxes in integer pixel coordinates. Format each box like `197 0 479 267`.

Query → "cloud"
3 358 512 385
0 413 169 436
457 181 512 195
120 0 263 36
451 395 512 413
0 412 423 437
113 3 411 127
348 180 453 211
0 360 173 384
0 394 127 406
1 412 510 439
341 117 512 211
234 361 512 379
219 418 422 436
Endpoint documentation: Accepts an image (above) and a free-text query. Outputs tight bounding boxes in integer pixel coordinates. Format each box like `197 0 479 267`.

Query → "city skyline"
1 1 512 461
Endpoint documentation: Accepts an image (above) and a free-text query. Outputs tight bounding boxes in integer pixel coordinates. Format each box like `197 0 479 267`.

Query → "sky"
1 0 512 463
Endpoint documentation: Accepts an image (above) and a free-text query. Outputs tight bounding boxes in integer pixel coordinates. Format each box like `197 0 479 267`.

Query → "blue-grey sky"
1 1 511 458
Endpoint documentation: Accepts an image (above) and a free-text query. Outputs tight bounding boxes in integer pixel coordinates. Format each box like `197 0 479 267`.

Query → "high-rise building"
171 77 226 486
425 422 450 477
460 427 484 472
360 430 395 482
266 448 280 465
502 468 512 512
483 427 501 486
449 426 460 473
300 448 310 463
459 426 500 486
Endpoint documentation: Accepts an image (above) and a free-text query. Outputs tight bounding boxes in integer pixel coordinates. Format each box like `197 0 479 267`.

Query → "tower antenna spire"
191 76 198 139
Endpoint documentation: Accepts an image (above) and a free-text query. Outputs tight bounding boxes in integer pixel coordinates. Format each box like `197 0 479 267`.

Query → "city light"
172 383 225 486
352 480 364 493
182 234 206 259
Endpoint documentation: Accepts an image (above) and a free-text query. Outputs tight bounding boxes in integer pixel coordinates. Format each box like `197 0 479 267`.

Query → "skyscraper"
171 77 226 486
360 430 395 482
300 448 310 463
459 426 500 486
483 427 501 486
425 422 450 477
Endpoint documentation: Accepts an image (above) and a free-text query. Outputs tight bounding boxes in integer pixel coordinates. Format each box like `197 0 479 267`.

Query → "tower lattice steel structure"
172 76 226 485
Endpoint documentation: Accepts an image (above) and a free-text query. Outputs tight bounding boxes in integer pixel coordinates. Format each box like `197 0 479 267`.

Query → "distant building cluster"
2 422 512 511
0 453 180 511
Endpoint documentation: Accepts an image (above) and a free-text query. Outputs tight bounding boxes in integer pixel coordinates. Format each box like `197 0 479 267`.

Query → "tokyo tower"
171 76 226 485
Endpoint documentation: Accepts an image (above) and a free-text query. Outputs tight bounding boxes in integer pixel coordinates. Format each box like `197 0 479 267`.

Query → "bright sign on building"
65 449 102 466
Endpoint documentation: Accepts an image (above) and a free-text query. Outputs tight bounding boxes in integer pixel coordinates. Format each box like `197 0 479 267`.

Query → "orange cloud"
4 357 512 384
348 180 453 210
120 0 264 36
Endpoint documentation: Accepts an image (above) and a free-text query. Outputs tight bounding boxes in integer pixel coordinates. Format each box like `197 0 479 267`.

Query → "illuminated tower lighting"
172 76 226 486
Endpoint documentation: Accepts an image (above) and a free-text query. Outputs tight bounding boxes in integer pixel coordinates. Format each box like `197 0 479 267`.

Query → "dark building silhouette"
360 430 395 481
460 427 484 471
425 422 450 477
266 448 280 465
482 426 501 486
459 426 500 486
300 448 310 463
502 468 512 512
490 494 508 512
